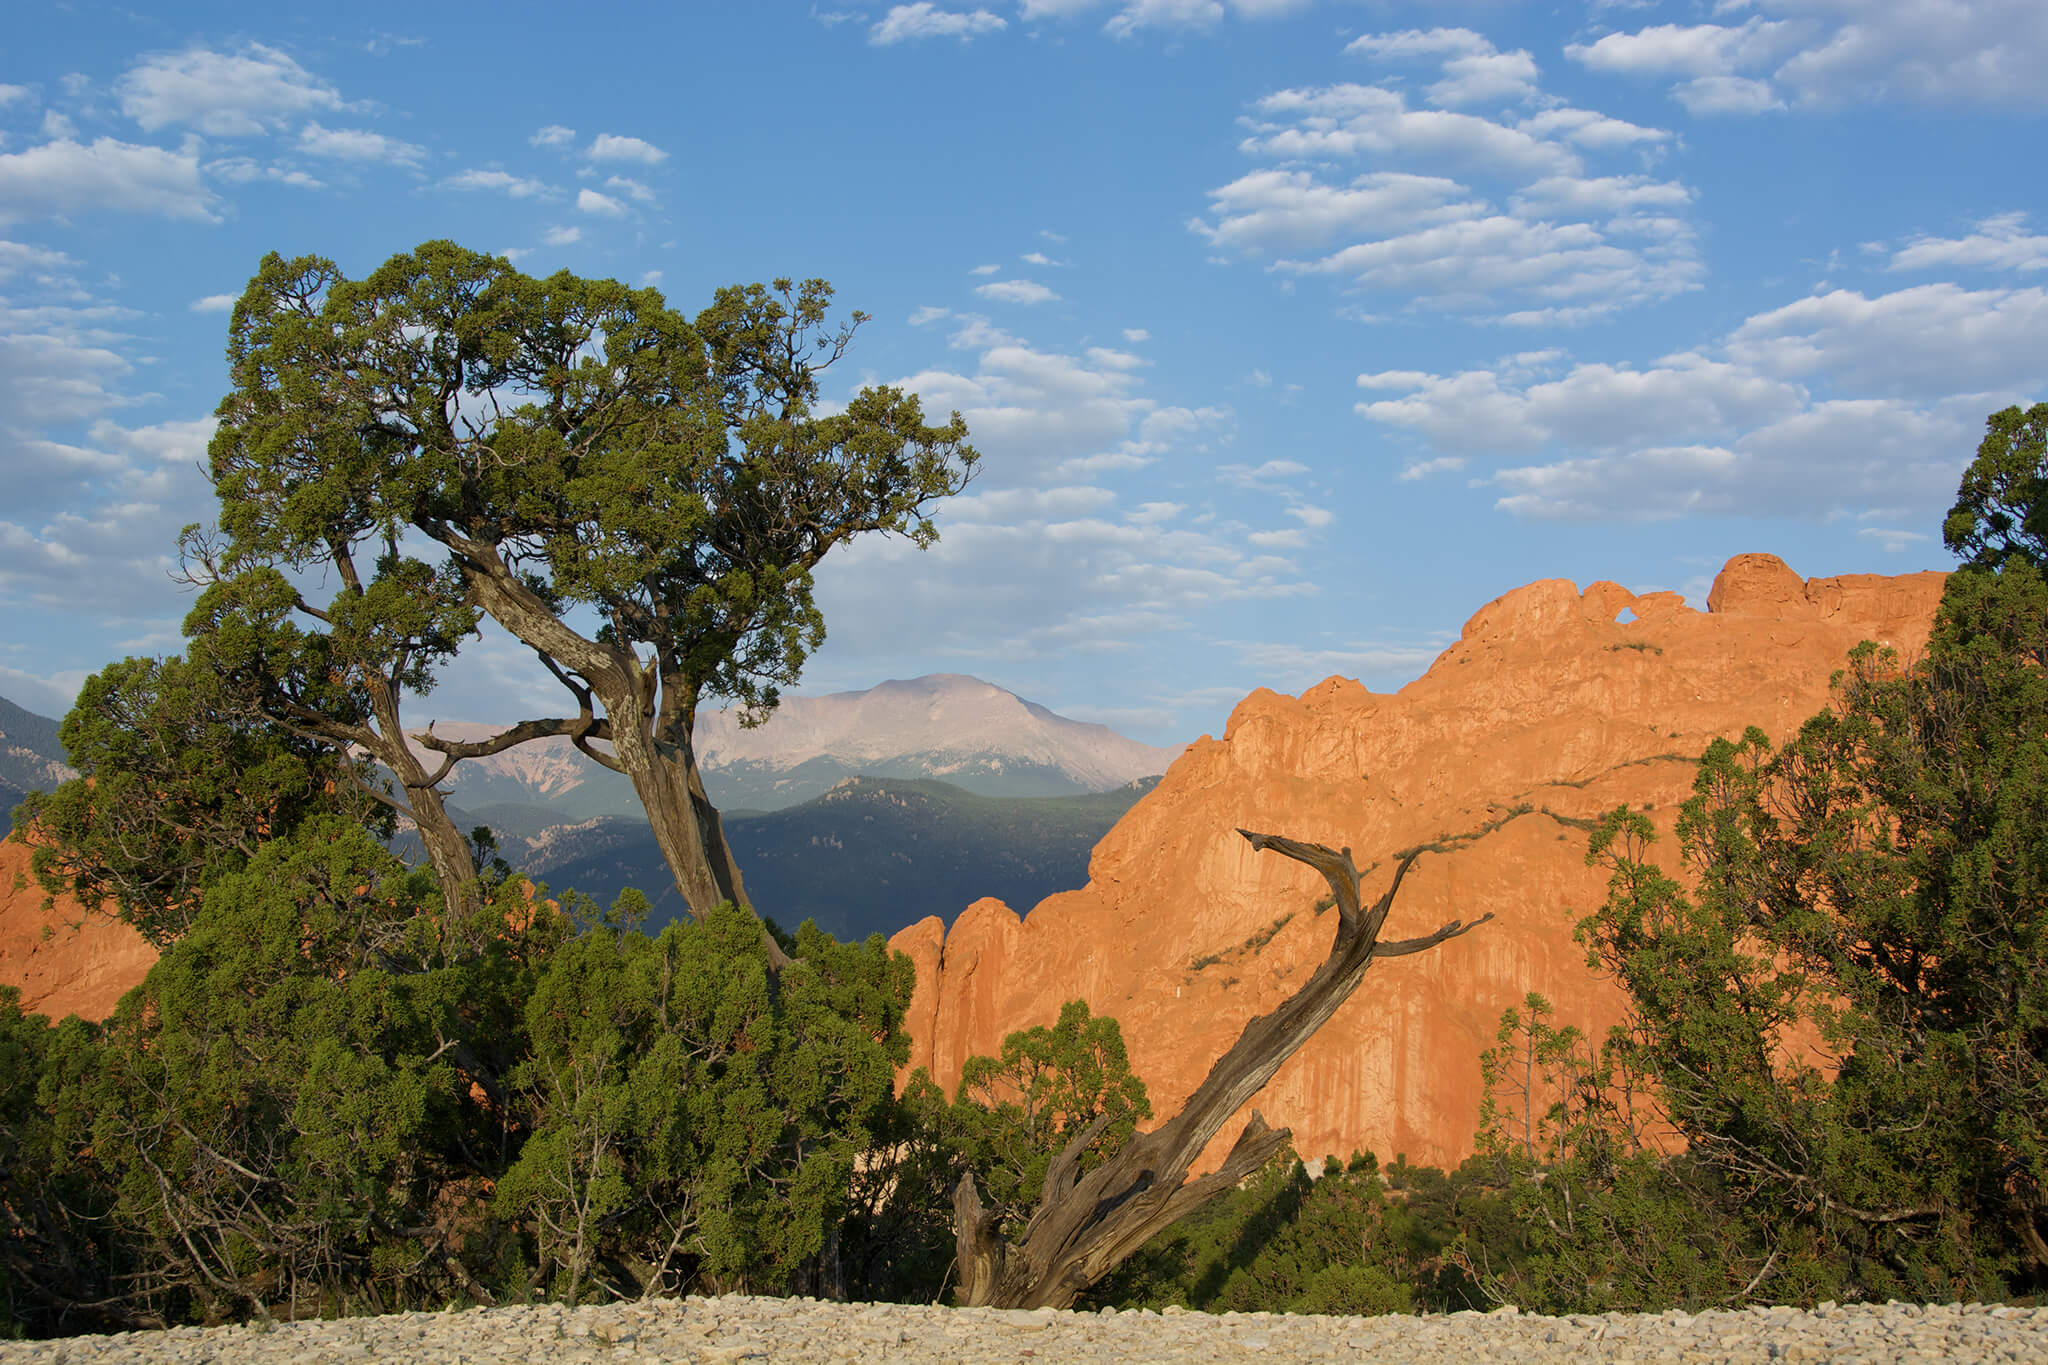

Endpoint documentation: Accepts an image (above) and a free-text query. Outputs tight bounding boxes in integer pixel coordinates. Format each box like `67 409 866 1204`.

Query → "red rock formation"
0 553 1950 1176
891 555 1948 1172
0 833 154 1021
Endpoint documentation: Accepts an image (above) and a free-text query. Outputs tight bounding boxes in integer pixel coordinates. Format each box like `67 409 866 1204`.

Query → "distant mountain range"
0 695 71 825
495 775 1159 944
409 674 1180 815
410 674 1181 940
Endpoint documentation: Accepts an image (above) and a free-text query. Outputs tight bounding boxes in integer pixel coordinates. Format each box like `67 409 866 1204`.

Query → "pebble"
1 1296 2044 1364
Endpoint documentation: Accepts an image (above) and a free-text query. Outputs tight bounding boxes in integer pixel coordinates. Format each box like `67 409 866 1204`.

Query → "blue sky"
3 1 2044 747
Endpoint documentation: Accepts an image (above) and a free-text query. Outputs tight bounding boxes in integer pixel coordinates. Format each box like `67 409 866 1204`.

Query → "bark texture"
951 827 1491 1310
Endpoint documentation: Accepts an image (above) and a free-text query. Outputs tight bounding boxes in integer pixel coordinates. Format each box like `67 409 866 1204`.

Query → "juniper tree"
210 241 977 928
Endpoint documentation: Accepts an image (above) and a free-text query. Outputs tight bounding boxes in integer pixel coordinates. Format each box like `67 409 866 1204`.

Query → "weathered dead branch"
951 827 1492 1309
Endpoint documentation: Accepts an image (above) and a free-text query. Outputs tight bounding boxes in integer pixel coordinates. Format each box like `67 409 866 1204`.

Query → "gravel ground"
4 1295 2046 1364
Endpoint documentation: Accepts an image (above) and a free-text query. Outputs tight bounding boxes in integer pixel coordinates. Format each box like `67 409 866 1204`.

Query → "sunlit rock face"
0 553 1948 1174
892 555 1949 1172
0 832 154 1022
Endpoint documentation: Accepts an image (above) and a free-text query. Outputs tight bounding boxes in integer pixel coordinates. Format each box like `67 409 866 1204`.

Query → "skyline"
3 1 2044 746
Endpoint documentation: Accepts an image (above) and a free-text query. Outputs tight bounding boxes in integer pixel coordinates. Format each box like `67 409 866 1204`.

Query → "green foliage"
951 1000 1152 1230
1095 1149 1501 1315
210 243 979 919
1496 404 2048 1310
1944 401 2048 568
835 1000 1151 1304
12 653 382 947
498 904 913 1302
72 817 537 1323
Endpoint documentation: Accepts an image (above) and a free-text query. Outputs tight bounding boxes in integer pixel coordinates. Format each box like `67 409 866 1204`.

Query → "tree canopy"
209 242 979 925
1533 402 2048 1306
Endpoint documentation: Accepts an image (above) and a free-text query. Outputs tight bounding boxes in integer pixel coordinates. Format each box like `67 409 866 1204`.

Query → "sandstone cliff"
0 833 154 1021
888 554 1948 1172
0 554 1949 1176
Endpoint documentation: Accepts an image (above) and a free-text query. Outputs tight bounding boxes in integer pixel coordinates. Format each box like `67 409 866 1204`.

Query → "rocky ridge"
888 554 1949 1171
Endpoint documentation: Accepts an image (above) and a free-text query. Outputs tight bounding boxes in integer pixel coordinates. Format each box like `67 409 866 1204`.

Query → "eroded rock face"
0 555 1950 1174
0 834 154 1022
891 555 1948 1172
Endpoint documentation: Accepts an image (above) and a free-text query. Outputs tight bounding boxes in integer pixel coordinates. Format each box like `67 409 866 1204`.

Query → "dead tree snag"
951 827 1493 1310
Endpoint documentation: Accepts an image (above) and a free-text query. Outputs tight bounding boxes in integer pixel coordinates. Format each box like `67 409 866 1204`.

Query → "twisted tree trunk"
952 827 1492 1310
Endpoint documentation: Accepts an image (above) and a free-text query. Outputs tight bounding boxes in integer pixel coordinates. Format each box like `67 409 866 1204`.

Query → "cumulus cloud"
117 43 341 136
1197 65 1699 322
1723 283 2048 397
576 187 626 216
297 123 427 168
189 293 236 312
1353 278 2048 524
1888 213 2048 274
0 138 218 222
542 225 581 246
974 278 1060 305
1347 28 1543 108
586 133 667 163
444 168 548 197
870 3 1007 43
1568 2 2048 113
604 175 656 203
0 241 75 282
529 124 575 147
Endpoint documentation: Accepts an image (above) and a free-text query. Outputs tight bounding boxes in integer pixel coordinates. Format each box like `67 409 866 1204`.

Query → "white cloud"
893 316 1223 483
1240 84 1579 178
204 156 324 190
577 187 626 216
1198 72 1697 321
640 270 663 287
1567 19 1800 79
1672 75 1785 114
117 43 341 136
1858 526 1929 552
542 226 582 246
0 85 30 108
909 305 950 325
1569 2 2048 113
297 123 427 168
1346 29 1543 108
445 168 548 197
586 133 667 163
1194 169 1480 253
529 124 575 147
1723 283 2048 397
1356 354 1806 455
1889 213 2048 274
0 138 217 223
969 263 1001 275
0 241 75 282
1344 27 1492 60
1351 277 2048 525
974 278 1060 305
1397 455 1466 481
1219 638 1445 693
189 293 236 312
604 174 656 203
1021 250 1061 266
1106 0 1223 39
1515 107 1670 149
1122 328 1150 342
870 3 1008 43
